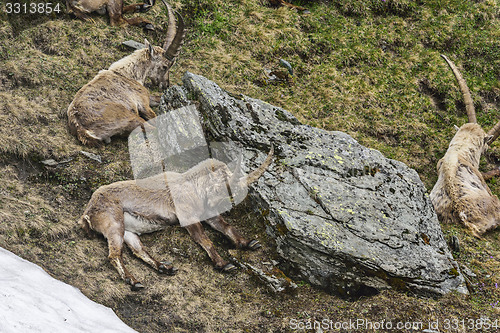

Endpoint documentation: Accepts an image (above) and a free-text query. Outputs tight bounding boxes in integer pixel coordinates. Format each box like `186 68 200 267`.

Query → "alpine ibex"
430 55 500 237
66 0 156 30
79 147 273 290
67 0 184 146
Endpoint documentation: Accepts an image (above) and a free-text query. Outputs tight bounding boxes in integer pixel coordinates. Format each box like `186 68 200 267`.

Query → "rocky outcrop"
159 72 468 297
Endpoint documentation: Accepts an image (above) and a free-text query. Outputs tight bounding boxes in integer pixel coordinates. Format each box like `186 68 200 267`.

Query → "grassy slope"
0 0 499 331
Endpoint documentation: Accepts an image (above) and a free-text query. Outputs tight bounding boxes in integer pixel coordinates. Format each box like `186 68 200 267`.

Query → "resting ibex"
66 0 156 30
79 147 273 290
67 0 184 146
430 55 500 237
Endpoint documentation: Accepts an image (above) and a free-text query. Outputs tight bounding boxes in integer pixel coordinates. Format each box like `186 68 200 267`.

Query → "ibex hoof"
140 4 153 13
222 263 237 273
247 239 261 250
144 23 155 31
158 261 178 275
131 282 145 291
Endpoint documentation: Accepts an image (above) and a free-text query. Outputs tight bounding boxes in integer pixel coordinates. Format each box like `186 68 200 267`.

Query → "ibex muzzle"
67 0 157 30
79 147 273 290
67 1 185 146
430 55 500 237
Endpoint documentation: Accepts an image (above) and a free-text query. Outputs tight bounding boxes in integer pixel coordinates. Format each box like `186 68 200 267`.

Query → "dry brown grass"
0 0 499 331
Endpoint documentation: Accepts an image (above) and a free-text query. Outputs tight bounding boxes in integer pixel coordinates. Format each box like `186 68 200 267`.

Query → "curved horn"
161 0 176 50
228 153 243 189
244 145 274 186
441 55 476 123
161 0 185 61
487 120 500 145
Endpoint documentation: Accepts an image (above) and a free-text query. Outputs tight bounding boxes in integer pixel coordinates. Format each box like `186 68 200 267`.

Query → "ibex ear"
144 39 154 57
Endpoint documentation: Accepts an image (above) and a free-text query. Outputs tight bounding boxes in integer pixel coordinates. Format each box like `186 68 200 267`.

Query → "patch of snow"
0 247 137 333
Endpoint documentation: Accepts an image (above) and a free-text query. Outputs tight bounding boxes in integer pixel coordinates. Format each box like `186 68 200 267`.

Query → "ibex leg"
205 215 261 250
184 222 236 272
94 211 144 290
123 231 177 275
123 3 153 13
93 104 154 140
124 16 155 30
106 0 153 29
482 168 500 181
138 104 156 121
66 1 91 20
106 0 127 26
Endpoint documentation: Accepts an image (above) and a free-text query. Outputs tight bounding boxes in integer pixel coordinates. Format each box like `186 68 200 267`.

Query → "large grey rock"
159 72 468 297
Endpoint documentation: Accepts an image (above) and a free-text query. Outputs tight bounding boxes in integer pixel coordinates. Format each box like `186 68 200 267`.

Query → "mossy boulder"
160 72 468 297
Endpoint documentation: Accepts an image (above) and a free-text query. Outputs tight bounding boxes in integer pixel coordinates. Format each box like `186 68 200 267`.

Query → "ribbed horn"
244 146 274 186
228 153 243 189
161 0 176 51
487 120 500 145
441 55 476 123
161 0 185 61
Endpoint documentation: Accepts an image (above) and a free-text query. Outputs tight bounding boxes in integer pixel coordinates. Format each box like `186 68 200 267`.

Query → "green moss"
448 268 460 277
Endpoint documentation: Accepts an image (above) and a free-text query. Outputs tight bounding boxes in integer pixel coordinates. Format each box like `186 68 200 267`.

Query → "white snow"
0 247 138 333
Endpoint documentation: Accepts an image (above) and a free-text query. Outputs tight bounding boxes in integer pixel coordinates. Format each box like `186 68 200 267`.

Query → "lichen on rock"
160 72 468 297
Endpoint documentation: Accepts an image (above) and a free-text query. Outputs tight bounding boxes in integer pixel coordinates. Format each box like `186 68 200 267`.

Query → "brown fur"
430 56 500 237
430 124 500 236
67 42 182 146
66 0 156 29
67 1 184 146
79 147 273 289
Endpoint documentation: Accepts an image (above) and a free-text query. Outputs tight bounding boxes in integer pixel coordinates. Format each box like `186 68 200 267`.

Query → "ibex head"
145 0 185 88
191 146 274 217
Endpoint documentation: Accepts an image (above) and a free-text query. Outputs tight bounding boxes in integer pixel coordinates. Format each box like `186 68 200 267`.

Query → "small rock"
279 59 293 75
80 151 102 163
42 157 74 167
122 40 145 50
41 159 58 167
448 235 460 253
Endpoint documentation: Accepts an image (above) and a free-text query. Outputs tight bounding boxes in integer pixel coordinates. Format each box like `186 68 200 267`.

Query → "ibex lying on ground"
66 0 156 30
67 0 184 146
79 147 273 290
430 55 500 237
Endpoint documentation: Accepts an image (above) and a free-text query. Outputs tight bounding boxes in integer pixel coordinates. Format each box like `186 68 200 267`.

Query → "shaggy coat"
67 2 184 146
430 55 500 237
430 123 500 236
67 45 163 146
79 147 273 289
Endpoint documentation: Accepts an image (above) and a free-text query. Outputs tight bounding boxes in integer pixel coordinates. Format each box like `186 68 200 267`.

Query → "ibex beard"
79 147 273 290
67 1 184 146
